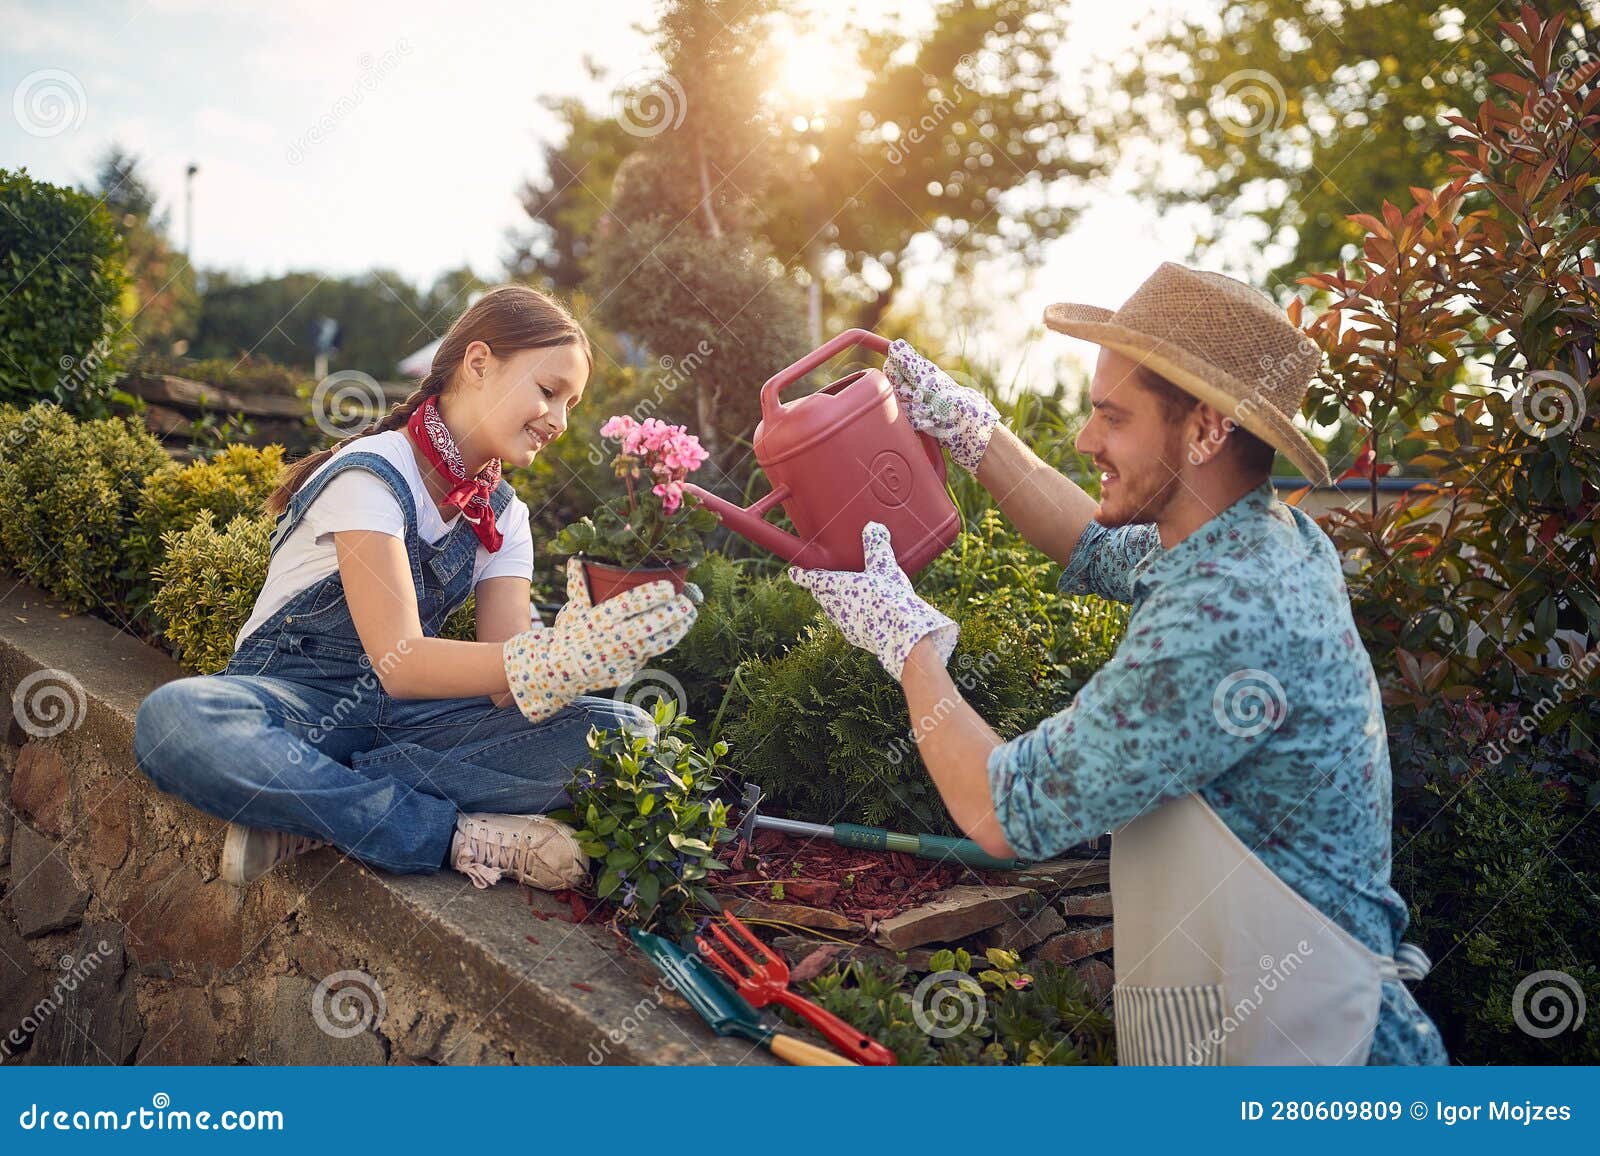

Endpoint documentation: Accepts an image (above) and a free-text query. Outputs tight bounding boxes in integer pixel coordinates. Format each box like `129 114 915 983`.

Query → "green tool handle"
831 823 1017 870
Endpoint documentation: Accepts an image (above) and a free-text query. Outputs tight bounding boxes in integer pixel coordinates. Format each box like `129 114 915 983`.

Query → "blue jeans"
133 672 651 874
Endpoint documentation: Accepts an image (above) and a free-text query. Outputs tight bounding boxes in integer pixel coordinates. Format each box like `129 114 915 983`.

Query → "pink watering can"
681 330 961 575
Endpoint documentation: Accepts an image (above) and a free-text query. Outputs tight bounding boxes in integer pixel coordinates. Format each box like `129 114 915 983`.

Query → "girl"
132 286 699 893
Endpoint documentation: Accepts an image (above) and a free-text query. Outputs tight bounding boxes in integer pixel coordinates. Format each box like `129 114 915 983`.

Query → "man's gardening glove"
884 339 1000 473
503 558 699 723
788 522 958 681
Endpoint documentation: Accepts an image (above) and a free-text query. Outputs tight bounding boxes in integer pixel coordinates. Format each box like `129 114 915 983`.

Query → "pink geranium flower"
600 414 708 515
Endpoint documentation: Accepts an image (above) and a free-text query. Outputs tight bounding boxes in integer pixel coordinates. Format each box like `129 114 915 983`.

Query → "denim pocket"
223 640 276 677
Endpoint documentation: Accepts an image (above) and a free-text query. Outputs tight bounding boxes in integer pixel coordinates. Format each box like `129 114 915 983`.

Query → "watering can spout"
682 482 827 569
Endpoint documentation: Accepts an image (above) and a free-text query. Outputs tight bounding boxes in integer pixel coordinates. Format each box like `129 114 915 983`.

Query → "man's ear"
1183 402 1233 468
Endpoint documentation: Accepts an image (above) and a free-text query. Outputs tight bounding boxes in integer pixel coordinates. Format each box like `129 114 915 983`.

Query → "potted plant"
554 414 719 603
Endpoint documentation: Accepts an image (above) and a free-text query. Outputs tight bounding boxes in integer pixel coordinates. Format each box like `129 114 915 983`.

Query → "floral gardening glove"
884 339 1000 473
503 558 700 723
788 522 958 681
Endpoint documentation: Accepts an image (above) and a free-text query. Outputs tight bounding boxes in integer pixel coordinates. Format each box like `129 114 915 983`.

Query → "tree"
1111 0 1585 282
92 144 200 355
190 269 440 378
763 0 1096 335
518 0 1097 340
506 93 640 291
585 0 812 480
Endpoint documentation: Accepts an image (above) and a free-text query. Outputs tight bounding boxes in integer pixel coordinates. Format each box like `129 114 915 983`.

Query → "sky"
2 0 1231 389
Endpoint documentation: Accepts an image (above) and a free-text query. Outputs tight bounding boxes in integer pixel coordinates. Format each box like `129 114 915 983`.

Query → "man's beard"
1094 429 1187 528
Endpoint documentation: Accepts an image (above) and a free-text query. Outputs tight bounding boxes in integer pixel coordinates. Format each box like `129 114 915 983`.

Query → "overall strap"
270 450 426 597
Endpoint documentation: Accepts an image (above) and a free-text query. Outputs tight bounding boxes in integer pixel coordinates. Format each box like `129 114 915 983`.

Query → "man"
790 263 1446 1065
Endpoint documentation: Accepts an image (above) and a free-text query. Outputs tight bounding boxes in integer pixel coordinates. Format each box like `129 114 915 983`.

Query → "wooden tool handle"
768 1033 858 1066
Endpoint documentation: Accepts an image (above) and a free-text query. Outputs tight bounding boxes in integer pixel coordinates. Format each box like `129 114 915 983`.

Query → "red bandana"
405 396 504 552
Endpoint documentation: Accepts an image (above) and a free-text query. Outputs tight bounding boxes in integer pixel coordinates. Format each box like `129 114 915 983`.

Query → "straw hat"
1044 262 1331 486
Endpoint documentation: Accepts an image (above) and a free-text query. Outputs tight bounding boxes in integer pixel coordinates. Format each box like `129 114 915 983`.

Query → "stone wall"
0 573 764 1066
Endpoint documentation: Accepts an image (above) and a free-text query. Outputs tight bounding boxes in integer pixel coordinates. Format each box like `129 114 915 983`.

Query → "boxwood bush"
0 401 168 618
133 443 284 611
0 169 131 415
151 512 274 673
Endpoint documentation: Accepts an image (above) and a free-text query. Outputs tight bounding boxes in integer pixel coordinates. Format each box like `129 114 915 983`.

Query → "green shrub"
659 552 821 732
552 700 734 940
799 947 1115 1065
919 507 1126 700
0 169 131 415
132 443 283 601
1390 700 1600 1064
438 595 476 641
0 402 168 617
151 512 273 673
724 609 1050 835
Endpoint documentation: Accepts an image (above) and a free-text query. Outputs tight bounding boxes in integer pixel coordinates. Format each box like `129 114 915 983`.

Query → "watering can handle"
760 329 891 424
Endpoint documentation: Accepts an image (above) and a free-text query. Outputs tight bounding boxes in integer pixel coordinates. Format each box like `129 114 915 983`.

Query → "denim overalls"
133 449 650 874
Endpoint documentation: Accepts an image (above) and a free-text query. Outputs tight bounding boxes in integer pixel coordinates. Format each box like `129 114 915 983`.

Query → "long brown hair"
265 284 591 516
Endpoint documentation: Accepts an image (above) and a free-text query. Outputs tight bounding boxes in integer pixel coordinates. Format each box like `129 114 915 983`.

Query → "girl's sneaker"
220 822 328 885
450 812 588 891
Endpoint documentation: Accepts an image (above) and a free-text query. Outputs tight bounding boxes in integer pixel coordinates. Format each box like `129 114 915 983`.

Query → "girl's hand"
884 338 1001 473
502 558 699 723
788 522 958 681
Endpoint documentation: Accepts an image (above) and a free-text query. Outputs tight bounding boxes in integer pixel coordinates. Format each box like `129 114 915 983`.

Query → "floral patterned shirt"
985 481 1447 1064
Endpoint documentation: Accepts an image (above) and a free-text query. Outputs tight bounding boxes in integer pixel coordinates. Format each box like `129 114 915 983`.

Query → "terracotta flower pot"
579 557 691 604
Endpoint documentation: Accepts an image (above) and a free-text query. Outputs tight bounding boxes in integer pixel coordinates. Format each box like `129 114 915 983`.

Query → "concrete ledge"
0 571 769 1065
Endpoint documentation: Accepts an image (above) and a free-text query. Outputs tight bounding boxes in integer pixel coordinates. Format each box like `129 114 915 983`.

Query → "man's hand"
788 522 958 681
885 339 1001 473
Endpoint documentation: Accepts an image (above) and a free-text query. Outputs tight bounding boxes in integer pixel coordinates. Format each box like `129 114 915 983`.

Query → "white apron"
1110 792 1429 1065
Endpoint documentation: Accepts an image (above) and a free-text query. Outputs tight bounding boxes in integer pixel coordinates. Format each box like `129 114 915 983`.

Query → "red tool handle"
768 987 898 1066
759 329 891 425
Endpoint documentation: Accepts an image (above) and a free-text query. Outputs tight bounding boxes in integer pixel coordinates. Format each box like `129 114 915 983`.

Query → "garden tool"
627 927 855 1066
736 782 1020 871
697 911 897 1066
681 329 961 576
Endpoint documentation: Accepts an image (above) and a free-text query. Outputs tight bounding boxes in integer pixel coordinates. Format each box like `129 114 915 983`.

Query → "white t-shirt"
234 430 534 650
